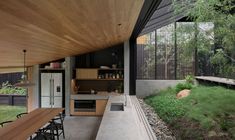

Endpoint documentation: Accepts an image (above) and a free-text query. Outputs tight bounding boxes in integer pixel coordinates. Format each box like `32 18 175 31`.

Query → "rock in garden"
208 131 217 137
176 89 191 99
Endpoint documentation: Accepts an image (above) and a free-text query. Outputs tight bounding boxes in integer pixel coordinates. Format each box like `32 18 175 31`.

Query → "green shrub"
0 81 26 95
185 75 195 84
175 82 193 93
145 88 186 123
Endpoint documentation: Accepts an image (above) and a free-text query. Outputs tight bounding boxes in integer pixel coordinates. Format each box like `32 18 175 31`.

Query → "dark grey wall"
75 44 124 69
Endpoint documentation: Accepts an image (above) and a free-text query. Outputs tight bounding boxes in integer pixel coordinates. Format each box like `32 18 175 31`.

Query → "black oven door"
74 100 96 112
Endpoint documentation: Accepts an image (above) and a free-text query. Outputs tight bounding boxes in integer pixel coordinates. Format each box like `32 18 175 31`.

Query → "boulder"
208 131 217 137
176 89 191 99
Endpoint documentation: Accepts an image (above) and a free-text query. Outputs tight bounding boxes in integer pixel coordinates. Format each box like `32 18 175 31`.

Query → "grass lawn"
0 105 26 122
145 85 235 139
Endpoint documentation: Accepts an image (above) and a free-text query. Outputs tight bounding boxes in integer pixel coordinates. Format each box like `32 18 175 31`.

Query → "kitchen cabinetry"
76 68 124 80
76 69 98 79
96 100 108 115
70 99 107 116
73 68 124 93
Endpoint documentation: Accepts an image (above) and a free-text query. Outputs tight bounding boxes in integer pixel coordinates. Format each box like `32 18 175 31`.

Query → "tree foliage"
174 0 235 78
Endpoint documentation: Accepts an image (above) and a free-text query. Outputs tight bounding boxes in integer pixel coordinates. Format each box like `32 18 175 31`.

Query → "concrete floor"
61 116 102 140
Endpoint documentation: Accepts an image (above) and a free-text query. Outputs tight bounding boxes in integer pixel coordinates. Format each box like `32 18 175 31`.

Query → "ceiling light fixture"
14 50 35 88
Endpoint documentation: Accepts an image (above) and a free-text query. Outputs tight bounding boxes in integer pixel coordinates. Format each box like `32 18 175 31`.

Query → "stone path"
138 99 176 140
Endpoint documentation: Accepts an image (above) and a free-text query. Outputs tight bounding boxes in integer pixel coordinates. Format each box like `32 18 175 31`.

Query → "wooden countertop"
0 108 64 140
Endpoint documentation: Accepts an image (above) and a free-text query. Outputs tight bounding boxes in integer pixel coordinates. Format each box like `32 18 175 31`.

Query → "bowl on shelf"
100 66 110 69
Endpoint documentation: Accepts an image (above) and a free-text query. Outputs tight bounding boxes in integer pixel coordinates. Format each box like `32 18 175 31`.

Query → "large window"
137 31 155 79
137 22 214 80
156 23 175 79
176 22 195 79
197 22 214 76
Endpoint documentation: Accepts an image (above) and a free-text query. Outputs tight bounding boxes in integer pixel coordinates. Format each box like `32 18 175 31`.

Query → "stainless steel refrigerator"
40 73 63 108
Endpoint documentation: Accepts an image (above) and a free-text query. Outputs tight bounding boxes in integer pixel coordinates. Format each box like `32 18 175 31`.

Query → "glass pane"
176 22 195 79
156 23 175 80
137 31 156 79
197 22 214 76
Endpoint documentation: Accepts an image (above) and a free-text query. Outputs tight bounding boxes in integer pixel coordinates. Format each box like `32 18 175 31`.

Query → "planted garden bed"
145 85 235 139
0 81 26 106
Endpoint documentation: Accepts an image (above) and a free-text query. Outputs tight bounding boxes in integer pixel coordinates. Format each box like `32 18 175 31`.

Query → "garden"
0 105 26 122
0 81 27 106
141 0 235 139
0 81 26 123
145 77 235 139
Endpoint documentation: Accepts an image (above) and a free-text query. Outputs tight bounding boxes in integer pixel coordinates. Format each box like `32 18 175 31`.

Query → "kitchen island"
70 94 156 140
96 95 156 140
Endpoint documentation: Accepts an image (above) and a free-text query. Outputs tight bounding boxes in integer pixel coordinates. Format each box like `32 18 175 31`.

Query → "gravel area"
138 99 176 140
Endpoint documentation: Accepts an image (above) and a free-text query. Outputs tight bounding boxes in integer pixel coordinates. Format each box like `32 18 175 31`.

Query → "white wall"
136 80 184 97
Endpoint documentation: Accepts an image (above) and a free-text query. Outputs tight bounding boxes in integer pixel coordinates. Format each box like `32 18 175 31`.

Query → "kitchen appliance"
40 73 63 108
74 100 96 112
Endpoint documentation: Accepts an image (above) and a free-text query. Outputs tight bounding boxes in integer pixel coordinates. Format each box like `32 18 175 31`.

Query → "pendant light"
14 49 35 87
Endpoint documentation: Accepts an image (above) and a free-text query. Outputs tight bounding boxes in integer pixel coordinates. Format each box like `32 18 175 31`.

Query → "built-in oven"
74 100 96 112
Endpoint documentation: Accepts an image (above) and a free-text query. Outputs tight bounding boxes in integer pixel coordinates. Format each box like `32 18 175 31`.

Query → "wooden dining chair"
43 113 65 140
16 112 28 118
0 121 13 127
31 128 55 140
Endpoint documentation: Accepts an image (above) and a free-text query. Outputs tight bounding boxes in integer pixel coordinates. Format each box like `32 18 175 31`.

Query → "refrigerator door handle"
49 79 52 106
52 79 55 105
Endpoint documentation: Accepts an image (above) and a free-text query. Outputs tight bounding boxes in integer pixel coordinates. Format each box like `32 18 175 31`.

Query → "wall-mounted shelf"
75 68 124 80
40 68 65 71
98 68 124 70
73 45 124 94
76 78 124 81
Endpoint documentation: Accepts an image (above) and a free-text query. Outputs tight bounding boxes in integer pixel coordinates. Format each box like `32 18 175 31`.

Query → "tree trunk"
165 62 168 79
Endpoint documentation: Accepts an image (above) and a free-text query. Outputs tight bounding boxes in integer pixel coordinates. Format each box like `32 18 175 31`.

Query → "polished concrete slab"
96 95 156 140
61 116 102 140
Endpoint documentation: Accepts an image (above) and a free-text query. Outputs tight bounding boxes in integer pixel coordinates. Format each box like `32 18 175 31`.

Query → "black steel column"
129 39 137 95
174 22 177 79
129 0 162 95
194 22 198 76
155 30 157 79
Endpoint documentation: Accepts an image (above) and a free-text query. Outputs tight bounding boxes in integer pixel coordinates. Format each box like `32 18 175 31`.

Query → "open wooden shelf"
98 68 124 70
40 68 65 71
76 78 123 81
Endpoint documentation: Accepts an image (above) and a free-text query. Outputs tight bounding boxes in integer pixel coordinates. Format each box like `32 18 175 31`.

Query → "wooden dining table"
0 108 64 140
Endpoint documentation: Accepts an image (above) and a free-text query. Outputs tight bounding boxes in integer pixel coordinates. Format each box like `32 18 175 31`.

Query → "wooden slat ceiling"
0 0 144 67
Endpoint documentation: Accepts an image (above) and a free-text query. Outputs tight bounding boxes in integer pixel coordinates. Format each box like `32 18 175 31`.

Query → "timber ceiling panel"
0 0 144 67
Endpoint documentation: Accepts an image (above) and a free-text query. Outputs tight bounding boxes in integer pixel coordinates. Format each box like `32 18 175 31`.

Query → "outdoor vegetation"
142 1 235 138
145 81 235 139
174 0 235 78
137 0 235 80
0 105 26 122
0 81 26 95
